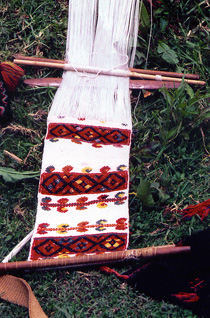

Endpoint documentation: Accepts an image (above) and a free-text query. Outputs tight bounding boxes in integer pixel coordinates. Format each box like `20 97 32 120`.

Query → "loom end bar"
0 246 191 274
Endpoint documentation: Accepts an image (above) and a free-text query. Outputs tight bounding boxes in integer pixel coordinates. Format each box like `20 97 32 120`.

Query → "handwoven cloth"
29 117 131 260
29 0 139 261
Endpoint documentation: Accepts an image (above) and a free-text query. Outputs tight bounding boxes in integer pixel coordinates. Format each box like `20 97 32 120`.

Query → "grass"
0 0 210 317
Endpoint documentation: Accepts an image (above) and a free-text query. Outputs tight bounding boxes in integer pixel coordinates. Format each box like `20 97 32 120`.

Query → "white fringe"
49 0 139 124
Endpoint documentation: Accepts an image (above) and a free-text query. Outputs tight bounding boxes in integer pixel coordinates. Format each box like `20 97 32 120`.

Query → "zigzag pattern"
40 170 128 196
46 123 131 146
31 233 127 258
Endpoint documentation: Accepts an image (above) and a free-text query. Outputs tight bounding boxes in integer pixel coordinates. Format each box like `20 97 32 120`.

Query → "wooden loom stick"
2 230 34 263
130 80 181 89
24 78 62 88
13 54 200 80
13 54 66 65
14 59 206 86
24 78 182 90
0 245 190 274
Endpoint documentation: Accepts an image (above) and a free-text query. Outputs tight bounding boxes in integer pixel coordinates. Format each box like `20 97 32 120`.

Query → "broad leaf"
157 42 179 64
0 167 40 183
137 179 154 206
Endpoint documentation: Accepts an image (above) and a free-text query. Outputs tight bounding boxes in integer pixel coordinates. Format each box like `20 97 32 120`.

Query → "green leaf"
135 51 145 65
168 122 182 140
168 127 178 139
5 235 13 242
185 83 194 99
0 167 40 183
151 183 170 202
162 51 179 65
157 42 179 64
157 188 170 202
139 3 150 28
159 19 168 32
153 8 165 16
137 179 154 206
186 41 197 49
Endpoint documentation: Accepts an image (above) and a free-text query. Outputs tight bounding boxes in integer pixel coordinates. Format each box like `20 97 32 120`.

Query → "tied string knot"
65 52 129 79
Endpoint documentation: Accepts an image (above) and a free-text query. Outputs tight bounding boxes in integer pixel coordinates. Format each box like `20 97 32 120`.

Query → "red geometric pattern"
39 170 128 196
46 123 131 146
30 233 127 260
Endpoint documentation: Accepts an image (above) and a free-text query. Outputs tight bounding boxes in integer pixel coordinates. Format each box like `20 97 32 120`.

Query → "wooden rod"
24 78 62 88
14 59 206 86
13 54 200 80
0 245 190 274
2 230 34 263
13 54 66 65
129 67 200 80
129 80 181 89
24 78 182 90
3 150 23 164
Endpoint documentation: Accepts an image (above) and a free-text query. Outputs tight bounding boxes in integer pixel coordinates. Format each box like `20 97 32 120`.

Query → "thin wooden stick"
129 67 200 80
14 59 206 86
0 245 190 274
3 150 23 164
24 78 182 90
13 54 200 80
24 78 62 88
13 54 66 65
130 80 181 89
2 230 34 263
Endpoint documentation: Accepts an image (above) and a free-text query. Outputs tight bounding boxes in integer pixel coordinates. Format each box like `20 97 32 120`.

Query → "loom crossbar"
13 54 200 80
14 59 206 85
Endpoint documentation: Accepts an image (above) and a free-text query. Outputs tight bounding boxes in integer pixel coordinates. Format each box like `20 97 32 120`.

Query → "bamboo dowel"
24 78 182 90
13 54 66 65
14 59 206 85
129 67 200 80
0 245 190 274
13 54 200 80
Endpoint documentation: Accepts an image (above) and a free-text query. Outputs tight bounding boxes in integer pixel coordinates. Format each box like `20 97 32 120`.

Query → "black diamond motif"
48 124 130 145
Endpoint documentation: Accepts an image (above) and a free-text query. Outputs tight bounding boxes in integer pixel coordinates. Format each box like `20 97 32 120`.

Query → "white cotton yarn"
49 0 139 124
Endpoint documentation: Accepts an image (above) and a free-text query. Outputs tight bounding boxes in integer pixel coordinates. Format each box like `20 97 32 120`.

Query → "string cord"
49 0 139 123
145 0 153 69
65 52 129 80
133 0 153 127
